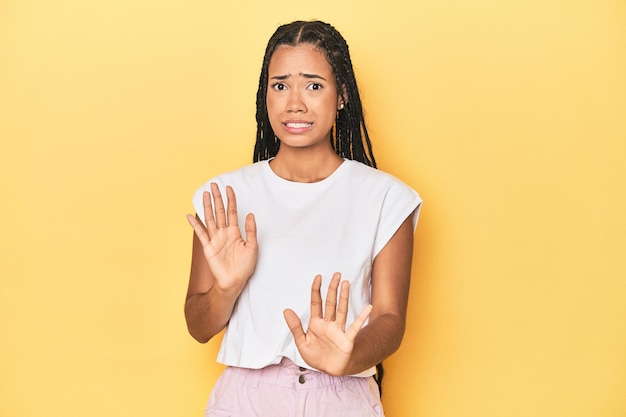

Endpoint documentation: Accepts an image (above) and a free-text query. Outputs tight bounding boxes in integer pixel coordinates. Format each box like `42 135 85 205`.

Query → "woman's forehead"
268 44 334 76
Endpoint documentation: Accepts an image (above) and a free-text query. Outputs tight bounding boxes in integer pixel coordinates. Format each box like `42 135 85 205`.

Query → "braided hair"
253 20 377 168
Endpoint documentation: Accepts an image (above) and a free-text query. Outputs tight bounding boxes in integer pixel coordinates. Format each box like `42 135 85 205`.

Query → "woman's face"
266 43 343 153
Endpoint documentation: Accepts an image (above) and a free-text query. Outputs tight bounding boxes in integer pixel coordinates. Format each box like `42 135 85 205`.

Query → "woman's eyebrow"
270 73 327 81
301 73 326 80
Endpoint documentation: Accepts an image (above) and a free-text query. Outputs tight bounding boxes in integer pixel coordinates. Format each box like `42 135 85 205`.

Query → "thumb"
283 309 306 345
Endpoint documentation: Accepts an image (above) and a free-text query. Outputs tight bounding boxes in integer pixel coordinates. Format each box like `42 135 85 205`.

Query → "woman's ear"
338 84 348 110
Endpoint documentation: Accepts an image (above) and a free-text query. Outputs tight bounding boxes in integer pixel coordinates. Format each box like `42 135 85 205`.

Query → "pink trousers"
205 358 385 417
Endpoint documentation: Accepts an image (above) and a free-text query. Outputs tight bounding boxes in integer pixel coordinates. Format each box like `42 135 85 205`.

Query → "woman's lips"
283 121 313 132
285 122 313 128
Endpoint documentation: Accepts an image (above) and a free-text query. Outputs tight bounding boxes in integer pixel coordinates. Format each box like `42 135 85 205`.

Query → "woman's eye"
271 83 286 91
307 83 323 91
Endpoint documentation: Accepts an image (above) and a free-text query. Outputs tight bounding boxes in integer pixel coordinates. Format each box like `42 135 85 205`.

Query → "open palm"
284 273 373 376
187 183 258 292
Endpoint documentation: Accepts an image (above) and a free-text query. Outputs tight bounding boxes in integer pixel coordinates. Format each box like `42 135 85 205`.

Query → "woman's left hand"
283 273 373 376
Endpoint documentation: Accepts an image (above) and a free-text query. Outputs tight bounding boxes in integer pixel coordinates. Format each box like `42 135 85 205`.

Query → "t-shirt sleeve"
372 180 423 258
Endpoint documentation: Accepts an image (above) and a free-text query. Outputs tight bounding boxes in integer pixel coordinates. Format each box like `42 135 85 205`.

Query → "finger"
202 191 217 239
346 304 373 341
186 214 210 247
310 275 323 319
283 309 307 346
225 186 239 229
244 213 258 249
324 272 341 322
210 183 227 229
335 280 351 330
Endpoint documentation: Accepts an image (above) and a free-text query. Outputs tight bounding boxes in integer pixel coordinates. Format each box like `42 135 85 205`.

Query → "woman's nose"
286 91 306 113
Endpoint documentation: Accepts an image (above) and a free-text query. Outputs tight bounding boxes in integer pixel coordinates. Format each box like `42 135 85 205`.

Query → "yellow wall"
1 1 625 416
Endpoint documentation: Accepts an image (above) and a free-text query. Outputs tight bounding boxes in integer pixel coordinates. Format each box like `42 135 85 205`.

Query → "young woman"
185 20 422 416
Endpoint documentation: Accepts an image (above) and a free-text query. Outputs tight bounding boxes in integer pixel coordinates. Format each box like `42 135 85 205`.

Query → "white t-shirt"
192 159 422 376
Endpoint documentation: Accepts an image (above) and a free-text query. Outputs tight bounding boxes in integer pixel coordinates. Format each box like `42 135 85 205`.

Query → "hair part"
253 20 377 168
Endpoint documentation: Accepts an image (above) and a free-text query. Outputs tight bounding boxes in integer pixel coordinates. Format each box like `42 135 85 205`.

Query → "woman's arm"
345 212 414 374
184 185 258 343
284 212 415 375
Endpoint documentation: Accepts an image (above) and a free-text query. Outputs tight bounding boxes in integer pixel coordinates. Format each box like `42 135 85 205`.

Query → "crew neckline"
262 158 350 190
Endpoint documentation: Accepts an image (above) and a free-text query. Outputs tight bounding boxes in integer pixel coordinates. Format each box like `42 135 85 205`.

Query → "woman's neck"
269 148 344 183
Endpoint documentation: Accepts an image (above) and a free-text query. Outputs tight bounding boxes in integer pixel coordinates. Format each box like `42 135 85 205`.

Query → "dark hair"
253 20 377 168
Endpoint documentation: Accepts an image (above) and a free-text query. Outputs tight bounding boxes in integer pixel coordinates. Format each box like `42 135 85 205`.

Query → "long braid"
254 44 277 162
324 23 376 168
319 24 376 167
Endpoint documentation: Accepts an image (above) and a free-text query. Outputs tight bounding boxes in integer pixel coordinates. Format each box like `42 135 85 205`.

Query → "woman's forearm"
344 312 406 375
184 286 241 343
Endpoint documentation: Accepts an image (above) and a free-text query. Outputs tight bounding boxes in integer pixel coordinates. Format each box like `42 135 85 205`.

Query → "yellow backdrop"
1 0 625 416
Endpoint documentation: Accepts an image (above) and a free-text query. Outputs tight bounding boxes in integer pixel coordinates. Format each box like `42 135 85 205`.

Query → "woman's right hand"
186 183 258 293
